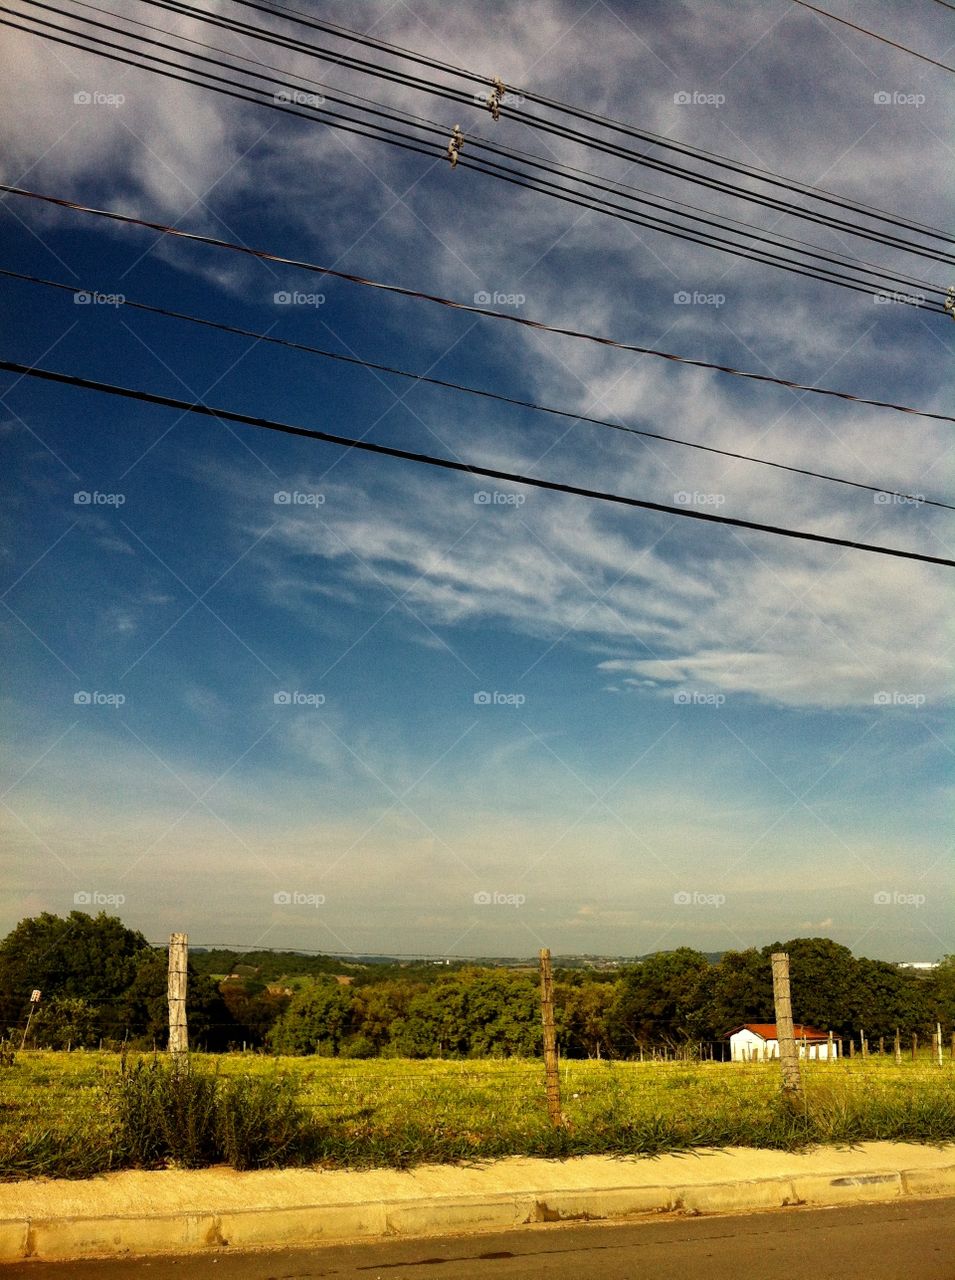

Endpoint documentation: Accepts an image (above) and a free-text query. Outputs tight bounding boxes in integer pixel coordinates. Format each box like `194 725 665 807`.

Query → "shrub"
216 1073 321 1169
114 1057 219 1168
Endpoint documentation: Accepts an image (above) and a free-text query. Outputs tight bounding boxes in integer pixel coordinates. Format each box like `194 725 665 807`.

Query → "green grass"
1 1050 953 1180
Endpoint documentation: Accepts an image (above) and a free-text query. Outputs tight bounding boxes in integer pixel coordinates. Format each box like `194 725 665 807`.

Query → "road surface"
5 1199 955 1278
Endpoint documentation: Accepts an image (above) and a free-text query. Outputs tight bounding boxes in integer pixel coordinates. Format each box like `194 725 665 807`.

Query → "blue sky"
1 0 952 961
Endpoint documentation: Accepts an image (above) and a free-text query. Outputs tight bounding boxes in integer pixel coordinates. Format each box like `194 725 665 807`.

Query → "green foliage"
114 1058 220 1168
268 980 355 1055
216 1073 320 1169
29 997 100 1050
611 948 713 1050
0 911 149 1033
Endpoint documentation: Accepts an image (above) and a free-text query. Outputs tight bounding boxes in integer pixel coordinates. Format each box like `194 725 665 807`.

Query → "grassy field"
2 1050 954 1180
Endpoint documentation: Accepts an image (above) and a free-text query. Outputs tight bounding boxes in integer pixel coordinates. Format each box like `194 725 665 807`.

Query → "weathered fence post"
911 1032 918 1061
937 1023 944 1068
878 1036 884 1056
539 948 562 1127
167 933 189 1058
770 952 802 1099
827 1029 834 1062
894 1028 902 1065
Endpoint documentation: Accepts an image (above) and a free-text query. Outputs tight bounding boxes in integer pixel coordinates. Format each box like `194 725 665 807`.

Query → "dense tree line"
1 914 952 1056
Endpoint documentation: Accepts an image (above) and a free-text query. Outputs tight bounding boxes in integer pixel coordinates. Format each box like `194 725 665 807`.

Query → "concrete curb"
3 1152 955 1263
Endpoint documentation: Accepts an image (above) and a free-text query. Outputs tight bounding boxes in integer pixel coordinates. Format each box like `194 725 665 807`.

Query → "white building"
727 1022 837 1061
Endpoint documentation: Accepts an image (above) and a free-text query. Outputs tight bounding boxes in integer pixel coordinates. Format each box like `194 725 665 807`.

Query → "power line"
3 184 951 420
10 5 950 300
219 0 955 247
4 266 951 510
131 0 955 264
790 0 955 73
46 0 950 297
2 358 952 567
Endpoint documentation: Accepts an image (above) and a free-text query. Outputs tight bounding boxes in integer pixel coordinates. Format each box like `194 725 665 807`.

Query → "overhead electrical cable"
3 185 952 420
217 0 955 247
40 0 952 295
4 266 949 508
789 0 955 73
3 358 952 567
11 3 952 296
53 0 949 295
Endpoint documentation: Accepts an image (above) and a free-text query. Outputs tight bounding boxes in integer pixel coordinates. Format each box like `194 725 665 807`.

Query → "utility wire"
220 0 955 246
3 185 952 419
11 5 951 297
47 0 949 295
789 0 955 73
3 266 950 509
133 0 955 264
2 359 952 567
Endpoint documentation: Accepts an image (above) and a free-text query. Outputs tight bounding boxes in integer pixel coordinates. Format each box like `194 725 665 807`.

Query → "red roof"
729 1023 830 1040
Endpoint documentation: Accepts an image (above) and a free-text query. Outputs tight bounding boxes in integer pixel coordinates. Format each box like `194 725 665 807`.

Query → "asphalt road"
5 1200 955 1279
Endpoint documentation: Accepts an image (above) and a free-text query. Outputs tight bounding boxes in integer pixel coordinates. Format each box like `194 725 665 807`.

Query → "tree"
268 980 354 1055
705 948 775 1036
610 949 712 1051
117 948 237 1049
765 938 858 1034
0 911 149 1036
559 980 618 1058
28 996 99 1049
